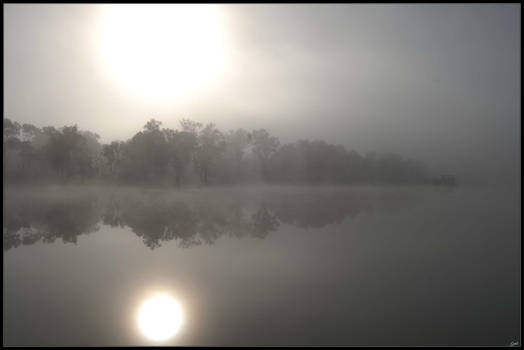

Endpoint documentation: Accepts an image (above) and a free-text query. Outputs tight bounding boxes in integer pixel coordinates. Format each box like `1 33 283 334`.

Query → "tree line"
3 117 429 186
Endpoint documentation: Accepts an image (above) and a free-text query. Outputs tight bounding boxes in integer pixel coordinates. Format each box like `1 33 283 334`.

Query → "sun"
94 4 227 102
137 293 184 342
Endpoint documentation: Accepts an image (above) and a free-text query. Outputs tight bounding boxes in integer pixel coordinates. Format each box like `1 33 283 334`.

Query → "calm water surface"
3 185 520 346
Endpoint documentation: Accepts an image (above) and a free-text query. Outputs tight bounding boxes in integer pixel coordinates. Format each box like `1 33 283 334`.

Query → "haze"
3 4 521 347
4 4 520 185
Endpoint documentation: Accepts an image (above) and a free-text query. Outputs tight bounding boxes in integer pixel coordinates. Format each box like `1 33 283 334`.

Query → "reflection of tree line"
4 190 417 250
4 194 102 250
101 197 273 249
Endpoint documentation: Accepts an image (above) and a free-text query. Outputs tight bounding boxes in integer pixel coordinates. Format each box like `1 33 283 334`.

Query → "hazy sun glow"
95 4 226 102
137 293 184 342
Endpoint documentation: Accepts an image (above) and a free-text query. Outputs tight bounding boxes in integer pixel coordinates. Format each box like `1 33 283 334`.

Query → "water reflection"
4 187 420 250
4 192 101 249
4 186 519 346
137 293 183 342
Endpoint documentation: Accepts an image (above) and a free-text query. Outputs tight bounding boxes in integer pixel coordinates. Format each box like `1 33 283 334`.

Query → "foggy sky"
4 4 520 185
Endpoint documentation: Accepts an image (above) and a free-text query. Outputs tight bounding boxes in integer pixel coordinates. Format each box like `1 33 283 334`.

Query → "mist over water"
3 185 521 346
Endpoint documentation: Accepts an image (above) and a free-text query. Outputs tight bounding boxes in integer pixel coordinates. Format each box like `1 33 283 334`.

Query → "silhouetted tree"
4 118 21 142
41 125 99 181
194 123 226 185
119 119 170 184
180 118 202 134
163 127 198 187
102 141 125 180
224 128 251 181
21 123 42 142
251 129 280 181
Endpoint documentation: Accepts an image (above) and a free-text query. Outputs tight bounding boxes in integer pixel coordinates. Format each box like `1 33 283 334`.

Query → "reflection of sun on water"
137 293 184 342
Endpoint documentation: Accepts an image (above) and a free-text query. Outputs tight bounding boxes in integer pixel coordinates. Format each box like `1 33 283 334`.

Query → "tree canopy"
3 117 430 186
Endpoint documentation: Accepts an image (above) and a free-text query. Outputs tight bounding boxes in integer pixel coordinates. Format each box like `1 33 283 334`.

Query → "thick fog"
4 4 520 185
